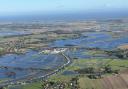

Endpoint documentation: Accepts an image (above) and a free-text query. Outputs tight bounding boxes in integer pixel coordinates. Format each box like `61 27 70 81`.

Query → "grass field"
66 58 128 72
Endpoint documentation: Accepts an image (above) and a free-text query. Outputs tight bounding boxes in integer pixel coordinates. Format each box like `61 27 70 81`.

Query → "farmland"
0 19 128 89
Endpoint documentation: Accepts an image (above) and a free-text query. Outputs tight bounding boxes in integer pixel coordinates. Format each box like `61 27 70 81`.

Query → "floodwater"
0 31 30 37
51 32 128 59
0 50 66 79
51 32 128 50
0 31 128 79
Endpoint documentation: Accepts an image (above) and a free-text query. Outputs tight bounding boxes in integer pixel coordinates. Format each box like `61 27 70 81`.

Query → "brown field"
79 70 128 89
118 44 128 50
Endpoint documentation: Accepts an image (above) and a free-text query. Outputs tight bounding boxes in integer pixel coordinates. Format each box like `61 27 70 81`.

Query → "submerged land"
0 18 128 89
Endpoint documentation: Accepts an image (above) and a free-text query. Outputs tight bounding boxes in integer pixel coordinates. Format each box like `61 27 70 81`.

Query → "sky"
0 0 128 16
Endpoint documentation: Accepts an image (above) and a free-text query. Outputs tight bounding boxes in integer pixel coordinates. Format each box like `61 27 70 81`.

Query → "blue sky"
0 0 128 16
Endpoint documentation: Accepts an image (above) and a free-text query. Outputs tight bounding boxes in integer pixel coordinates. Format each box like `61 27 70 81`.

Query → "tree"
104 65 112 73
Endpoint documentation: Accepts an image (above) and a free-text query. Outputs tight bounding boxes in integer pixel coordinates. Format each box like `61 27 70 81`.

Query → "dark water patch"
62 71 78 75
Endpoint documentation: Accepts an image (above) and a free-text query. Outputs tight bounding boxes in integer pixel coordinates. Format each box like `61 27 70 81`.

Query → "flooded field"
0 31 31 37
50 31 128 61
1 30 128 80
0 50 66 79
51 32 128 49
0 20 128 89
